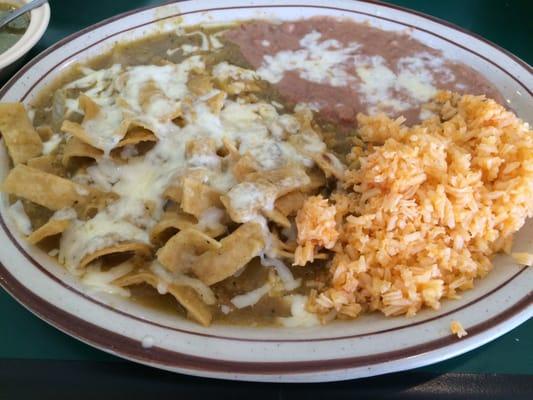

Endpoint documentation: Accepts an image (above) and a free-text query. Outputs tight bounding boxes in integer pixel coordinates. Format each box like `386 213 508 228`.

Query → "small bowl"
0 0 50 70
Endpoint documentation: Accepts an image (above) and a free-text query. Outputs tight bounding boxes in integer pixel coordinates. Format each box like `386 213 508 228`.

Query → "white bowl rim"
0 0 51 70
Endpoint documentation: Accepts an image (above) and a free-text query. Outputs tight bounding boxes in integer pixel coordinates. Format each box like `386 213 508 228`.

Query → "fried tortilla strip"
61 95 130 151
2 165 89 211
150 211 197 245
157 228 220 273
140 81 183 121
185 137 218 164
309 151 345 180
79 242 152 270
27 219 71 244
193 222 264 285
61 120 94 147
27 155 64 175
76 189 119 220
246 167 310 197
0 103 42 164
187 72 214 96
62 137 103 165
232 154 258 181
205 92 226 115
220 181 276 223
221 137 240 160
270 235 296 259
262 208 291 228
115 127 157 148
36 125 54 141
163 185 182 203
114 271 212 326
275 191 306 217
181 177 222 218
303 168 326 192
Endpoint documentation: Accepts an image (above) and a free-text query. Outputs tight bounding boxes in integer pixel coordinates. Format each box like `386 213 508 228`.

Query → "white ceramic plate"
0 0 531 383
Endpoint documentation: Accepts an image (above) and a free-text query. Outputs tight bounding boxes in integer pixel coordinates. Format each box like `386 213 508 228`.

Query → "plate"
0 0 531 382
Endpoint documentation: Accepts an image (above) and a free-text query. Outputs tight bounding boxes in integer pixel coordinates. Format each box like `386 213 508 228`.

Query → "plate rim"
0 0 531 382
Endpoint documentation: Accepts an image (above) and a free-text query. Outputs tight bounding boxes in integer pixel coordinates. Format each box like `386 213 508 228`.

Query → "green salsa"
0 3 30 55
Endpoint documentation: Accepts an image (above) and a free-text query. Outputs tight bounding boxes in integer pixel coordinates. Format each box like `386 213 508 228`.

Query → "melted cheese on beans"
257 30 450 114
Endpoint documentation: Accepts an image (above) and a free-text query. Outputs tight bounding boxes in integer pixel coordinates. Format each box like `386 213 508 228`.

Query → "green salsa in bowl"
0 0 49 72
0 2 30 55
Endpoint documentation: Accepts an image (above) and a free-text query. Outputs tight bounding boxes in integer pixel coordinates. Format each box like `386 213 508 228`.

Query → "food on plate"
450 320 468 338
0 2 30 55
1 18 531 327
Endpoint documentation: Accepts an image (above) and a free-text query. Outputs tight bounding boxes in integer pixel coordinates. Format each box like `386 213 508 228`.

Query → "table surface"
1 0 532 397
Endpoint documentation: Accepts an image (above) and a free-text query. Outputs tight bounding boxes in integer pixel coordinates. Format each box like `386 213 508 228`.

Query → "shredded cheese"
231 282 272 309
8 200 32 235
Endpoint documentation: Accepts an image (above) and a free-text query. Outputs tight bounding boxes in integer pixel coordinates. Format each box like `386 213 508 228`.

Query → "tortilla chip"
246 167 310 197
61 120 93 146
232 154 258 181
187 72 214 96
181 177 222 218
139 81 182 121
36 125 54 141
263 208 291 228
205 92 226 114
193 222 264 285
310 151 345 180
163 185 182 203
27 219 71 244
303 168 327 192
79 94 100 119
76 189 119 219
157 228 220 273
0 103 42 164
61 95 130 151
221 137 240 160
150 211 197 245
2 164 89 211
27 155 65 176
185 137 217 160
275 191 306 216
114 271 212 326
79 242 152 270
62 137 102 165
115 127 157 148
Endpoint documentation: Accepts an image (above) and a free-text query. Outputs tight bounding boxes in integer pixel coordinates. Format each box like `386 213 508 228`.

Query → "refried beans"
225 17 503 125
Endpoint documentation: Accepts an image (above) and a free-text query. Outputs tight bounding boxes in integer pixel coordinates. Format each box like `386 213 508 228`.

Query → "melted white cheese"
212 62 258 81
52 208 77 220
81 261 134 297
196 207 225 232
42 134 63 155
150 262 216 304
260 255 301 291
258 30 359 86
278 295 319 327
57 55 329 275
59 205 150 274
230 282 271 309
82 105 125 154
8 200 32 235
141 335 155 348
225 181 277 223
258 31 452 114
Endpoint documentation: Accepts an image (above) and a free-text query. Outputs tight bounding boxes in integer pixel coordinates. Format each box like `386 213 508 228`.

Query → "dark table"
1 1 532 398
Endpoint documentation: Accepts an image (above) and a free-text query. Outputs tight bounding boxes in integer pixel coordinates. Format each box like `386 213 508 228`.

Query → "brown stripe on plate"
0 259 531 374
0 210 529 342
